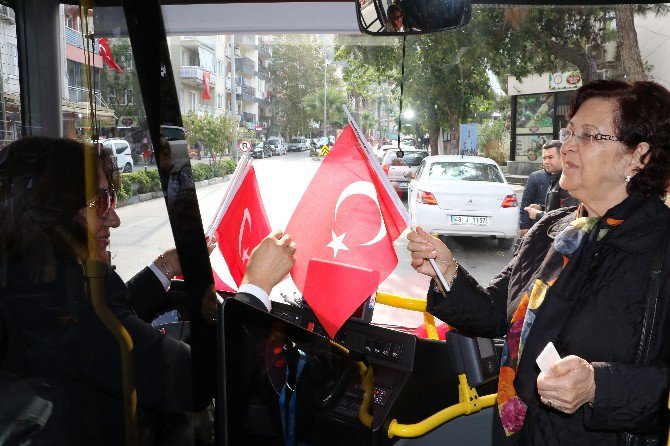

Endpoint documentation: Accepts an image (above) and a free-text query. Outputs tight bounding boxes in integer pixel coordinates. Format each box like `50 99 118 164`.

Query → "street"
114 151 519 330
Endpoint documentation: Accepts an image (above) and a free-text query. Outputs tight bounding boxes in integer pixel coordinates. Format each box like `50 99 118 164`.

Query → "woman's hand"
241 231 296 295
406 226 457 281
153 235 217 280
537 355 595 414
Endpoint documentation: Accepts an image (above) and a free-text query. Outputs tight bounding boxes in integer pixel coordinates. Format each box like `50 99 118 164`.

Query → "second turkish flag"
214 165 270 287
286 124 408 337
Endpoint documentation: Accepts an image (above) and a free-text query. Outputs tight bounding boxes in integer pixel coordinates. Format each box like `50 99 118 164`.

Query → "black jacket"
428 196 670 445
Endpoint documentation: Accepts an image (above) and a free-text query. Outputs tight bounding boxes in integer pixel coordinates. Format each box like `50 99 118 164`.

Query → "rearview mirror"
356 0 472 35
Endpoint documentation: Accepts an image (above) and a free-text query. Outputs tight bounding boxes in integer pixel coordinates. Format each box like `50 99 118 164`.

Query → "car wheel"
498 238 515 250
123 163 132 173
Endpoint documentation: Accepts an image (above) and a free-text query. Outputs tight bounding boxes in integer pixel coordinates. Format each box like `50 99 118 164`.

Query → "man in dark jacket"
525 140 579 222
518 142 563 236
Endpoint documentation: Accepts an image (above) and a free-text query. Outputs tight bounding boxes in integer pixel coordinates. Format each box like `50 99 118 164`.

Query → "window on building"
190 91 196 112
5 43 17 76
217 93 224 109
217 59 224 76
64 13 74 29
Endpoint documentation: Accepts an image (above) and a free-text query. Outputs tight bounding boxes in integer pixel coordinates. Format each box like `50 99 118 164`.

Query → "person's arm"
426 260 512 338
407 227 510 338
519 173 538 231
582 361 669 433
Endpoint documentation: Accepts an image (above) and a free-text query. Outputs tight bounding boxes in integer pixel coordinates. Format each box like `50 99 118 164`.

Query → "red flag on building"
202 71 212 100
285 123 410 337
98 38 123 74
210 162 271 287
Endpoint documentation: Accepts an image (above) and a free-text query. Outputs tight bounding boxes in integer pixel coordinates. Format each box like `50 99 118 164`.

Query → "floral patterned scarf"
497 206 624 436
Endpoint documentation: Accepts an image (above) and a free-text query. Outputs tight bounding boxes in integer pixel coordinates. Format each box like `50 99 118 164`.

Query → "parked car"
251 141 272 159
380 148 429 198
373 143 413 162
407 155 519 249
102 139 134 173
264 137 287 156
288 137 309 152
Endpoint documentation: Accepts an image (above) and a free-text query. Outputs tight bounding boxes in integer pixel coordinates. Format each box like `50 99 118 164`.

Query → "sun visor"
94 2 361 38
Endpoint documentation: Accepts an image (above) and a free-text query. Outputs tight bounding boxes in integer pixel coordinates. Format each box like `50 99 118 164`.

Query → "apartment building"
166 34 272 137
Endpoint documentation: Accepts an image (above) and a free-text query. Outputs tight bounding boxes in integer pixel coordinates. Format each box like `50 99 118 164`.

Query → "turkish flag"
213 165 270 287
98 38 123 74
202 72 212 100
286 124 409 337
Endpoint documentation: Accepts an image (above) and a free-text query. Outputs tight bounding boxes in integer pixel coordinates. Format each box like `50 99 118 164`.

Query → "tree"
303 87 348 136
182 112 239 161
100 39 143 128
269 35 328 138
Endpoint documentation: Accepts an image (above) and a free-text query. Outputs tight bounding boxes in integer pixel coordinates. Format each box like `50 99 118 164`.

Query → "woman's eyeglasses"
559 128 619 147
87 187 117 219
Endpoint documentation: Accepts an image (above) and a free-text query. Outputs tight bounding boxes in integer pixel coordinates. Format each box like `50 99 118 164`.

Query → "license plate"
399 181 408 188
451 215 488 225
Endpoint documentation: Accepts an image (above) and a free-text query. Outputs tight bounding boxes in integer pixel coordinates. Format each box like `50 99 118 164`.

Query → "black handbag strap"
635 219 670 364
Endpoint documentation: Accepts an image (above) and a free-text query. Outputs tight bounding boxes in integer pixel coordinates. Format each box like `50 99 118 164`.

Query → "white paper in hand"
536 342 561 374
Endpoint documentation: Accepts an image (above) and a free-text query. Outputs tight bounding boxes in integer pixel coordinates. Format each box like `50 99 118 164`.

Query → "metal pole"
230 35 239 163
323 57 327 139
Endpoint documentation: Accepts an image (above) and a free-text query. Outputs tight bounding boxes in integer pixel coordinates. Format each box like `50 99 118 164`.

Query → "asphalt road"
114 151 522 330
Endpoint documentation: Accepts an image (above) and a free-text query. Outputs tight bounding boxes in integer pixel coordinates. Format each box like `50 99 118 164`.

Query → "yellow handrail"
387 374 497 438
375 291 498 438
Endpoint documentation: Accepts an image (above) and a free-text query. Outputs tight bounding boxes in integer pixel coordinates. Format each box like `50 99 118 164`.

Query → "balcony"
180 35 216 50
180 66 216 87
65 26 96 52
256 42 271 59
236 84 256 102
0 5 15 23
68 86 103 105
235 56 255 75
255 68 270 81
237 35 256 49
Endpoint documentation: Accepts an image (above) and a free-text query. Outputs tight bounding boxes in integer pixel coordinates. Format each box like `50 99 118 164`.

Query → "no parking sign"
238 140 251 152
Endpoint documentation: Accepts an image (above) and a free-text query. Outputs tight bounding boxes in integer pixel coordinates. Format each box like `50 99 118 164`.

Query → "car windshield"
290 138 303 143
427 161 505 183
387 151 428 167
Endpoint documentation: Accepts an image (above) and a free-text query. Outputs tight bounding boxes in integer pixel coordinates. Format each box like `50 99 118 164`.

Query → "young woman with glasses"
0 136 295 443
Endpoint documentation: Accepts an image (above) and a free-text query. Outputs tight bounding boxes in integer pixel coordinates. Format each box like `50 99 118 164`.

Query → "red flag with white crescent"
286 124 409 337
213 165 270 287
98 38 123 74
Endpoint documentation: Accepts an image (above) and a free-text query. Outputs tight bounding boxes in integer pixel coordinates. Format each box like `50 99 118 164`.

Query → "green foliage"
182 112 239 161
101 38 144 127
478 120 510 166
118 160 236 203
303 87 348 134
269 35 330 138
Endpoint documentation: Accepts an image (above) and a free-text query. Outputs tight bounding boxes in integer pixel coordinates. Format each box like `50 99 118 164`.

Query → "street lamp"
323 58 328 139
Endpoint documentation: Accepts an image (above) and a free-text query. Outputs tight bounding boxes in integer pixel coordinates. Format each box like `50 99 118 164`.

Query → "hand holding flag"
286 121 410 337
207 154 271 290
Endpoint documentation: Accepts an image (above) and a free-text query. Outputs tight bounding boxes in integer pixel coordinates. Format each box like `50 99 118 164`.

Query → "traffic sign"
321 145 330 156
238 140 251 152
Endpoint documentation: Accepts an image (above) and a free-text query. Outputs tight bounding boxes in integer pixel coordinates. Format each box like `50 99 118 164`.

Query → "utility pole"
230 35 238 162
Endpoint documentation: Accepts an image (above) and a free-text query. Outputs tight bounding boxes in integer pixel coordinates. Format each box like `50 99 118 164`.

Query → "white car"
102 139 134 173
373 143 413 162
408 155 519 249
380 148 428 198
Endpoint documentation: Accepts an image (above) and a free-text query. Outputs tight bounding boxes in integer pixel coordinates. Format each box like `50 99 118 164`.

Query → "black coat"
427 196 670 445
0 262 262 444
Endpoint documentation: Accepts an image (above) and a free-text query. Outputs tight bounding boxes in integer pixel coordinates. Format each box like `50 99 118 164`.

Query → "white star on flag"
327 231 349 258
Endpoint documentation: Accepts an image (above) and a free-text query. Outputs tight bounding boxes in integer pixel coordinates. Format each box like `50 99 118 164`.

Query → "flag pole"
206 153 251 237
345 108 451 293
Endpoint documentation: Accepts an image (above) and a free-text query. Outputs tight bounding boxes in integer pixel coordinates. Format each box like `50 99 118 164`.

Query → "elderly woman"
0 137 295 444
408 80 670 444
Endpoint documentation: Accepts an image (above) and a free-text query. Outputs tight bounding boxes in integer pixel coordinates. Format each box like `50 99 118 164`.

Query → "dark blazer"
427 196 670 445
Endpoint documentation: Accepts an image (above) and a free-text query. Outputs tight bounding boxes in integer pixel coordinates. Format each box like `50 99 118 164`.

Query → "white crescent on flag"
238 208 252 264
327 180 386 258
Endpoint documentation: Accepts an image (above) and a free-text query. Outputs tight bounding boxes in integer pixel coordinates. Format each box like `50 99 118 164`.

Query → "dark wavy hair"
0 137 118 286
568 79 670 197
